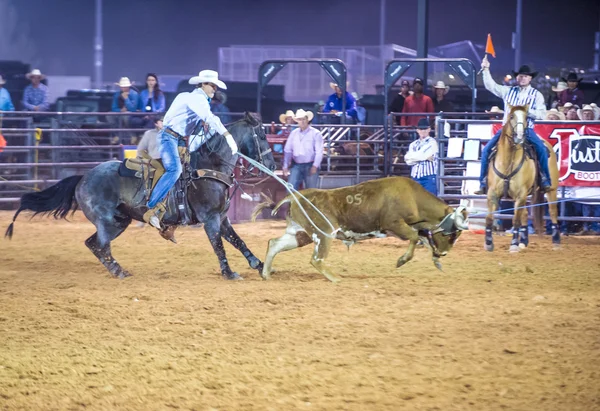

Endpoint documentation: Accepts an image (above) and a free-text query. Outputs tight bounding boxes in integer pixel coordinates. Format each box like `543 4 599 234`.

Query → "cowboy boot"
159 225 177 244
540 177 552 193
143 202 167 230
474 177 487 195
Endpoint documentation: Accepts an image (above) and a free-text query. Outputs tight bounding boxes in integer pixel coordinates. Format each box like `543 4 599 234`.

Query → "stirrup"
143 203 167 230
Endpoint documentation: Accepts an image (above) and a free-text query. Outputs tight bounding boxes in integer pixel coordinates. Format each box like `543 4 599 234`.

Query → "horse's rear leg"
261 221 312 280
546 190 561 248
220 217 263 273
85 216 132 278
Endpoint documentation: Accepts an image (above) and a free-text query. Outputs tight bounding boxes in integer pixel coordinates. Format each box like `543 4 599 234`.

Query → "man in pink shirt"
282 109 324 190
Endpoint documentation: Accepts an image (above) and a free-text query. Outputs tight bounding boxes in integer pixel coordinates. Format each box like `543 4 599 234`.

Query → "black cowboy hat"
512 65 538 78
561 72 582 83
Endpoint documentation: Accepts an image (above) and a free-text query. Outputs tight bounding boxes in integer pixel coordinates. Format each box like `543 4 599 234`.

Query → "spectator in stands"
550 80 567 109
210 91 232 124
558 73 585 107
112 77 140 114
322 82 358 123
277 110 295 137
485 106 504 119
137 116 163 159
138 73 165 128
432 81 454 113
545 108 566 120
282 109 324 190
0 75 15 111
400 78 434 128
563 102 580 120
404 118 438 195
22 69 50 112
389 79 411 124
577 104 600 121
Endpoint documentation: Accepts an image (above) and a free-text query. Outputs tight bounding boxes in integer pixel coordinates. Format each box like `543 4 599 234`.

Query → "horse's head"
506 104 529 145
231 112 277 173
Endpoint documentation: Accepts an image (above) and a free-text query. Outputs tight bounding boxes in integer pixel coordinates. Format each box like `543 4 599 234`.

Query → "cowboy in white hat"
563 102 580 120
276 110 296 137
282 109 323 190
22 69 49 112
577 104 600 121
322 82 358 123
144 69 238 230
476 56 552 194
0 74 15 112
111 77 140 113
545 108 566 121
432 80 454 113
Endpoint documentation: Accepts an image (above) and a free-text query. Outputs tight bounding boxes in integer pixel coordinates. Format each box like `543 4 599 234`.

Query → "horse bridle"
244 124 272 176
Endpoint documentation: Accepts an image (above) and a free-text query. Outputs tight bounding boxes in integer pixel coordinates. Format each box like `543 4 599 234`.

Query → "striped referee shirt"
404 136 439 178
483 70 546 128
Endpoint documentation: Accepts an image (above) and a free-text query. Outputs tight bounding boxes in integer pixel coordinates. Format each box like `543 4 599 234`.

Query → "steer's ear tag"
241 193 253 201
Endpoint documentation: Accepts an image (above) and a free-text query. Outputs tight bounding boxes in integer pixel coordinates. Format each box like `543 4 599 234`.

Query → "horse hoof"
519 243 527 249
224 272 243 281
396 259 406 268
509 245 520 253
118 270 132 279
484 244 494 252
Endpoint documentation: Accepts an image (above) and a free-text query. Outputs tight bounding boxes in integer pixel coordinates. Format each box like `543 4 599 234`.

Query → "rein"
492 120 527 198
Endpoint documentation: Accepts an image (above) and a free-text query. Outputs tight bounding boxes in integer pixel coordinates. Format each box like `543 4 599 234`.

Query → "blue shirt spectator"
0 76 15 111
22 69 50 111
111 77 140 112
322 82 357 121
138 73 166 113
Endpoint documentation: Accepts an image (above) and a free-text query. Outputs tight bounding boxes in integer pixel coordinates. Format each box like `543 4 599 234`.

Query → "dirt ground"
0 210 599 411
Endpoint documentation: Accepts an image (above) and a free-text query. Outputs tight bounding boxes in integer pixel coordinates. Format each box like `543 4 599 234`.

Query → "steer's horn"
454 207 469 231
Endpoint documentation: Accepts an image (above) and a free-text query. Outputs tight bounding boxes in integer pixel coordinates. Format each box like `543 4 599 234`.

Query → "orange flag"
485 33 496 58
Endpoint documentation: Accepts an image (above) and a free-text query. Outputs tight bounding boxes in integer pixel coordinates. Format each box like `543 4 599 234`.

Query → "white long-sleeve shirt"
405 136 438 178
163 88 228 137
483 70 546 128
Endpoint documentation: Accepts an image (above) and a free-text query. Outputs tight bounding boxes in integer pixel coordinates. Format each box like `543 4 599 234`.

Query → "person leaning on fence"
475 56 552 194
0 75 15 111
282 109 324 190
136 116 163 159
143 70 238 230
22 69 50 112
404 118 438 196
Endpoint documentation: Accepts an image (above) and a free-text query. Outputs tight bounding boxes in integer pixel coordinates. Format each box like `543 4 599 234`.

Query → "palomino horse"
484 105 560 252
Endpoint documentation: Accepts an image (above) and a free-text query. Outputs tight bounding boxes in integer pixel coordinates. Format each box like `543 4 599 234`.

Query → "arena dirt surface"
0 210 599 411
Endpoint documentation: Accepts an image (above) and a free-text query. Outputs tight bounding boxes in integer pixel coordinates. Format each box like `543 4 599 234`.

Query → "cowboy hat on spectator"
279 110 294 123
552 81 568 93
189 70 227 89
563 102 580 111
512 65 538 78
115 77 133 87
561 72 582 83
485 106 504 114
545 108 566 121
26 69 45 80
433 81 449 94
577 104 600 120
0 75 6 85
292 109 314 122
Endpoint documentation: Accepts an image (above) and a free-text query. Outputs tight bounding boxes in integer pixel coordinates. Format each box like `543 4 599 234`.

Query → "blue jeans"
414 175 437 196
582 204 600 233
480 128 551 186
289 162 319 190
147 130 182 208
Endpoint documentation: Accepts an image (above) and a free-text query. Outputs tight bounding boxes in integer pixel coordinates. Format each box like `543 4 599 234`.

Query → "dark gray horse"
6 112 276 280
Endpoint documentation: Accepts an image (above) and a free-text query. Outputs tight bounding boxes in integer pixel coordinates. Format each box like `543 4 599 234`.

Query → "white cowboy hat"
545 108 566 121
292 109 314 122
350 91 361 101
0 75 5 85
485 106 504 114
115 77 133 87
577 104 600 120
26 69 45 79
433 81 449 94
552 81 568 93
563 102 580 110
189 70 227 89
279 110 294 124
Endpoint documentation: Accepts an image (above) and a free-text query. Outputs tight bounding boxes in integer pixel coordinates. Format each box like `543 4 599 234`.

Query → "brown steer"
252 176 469 282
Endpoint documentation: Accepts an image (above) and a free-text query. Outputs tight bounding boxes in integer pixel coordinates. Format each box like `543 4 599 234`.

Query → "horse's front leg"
204 216 242 280
511 194 528 252
220 217 263 273
485 192 499 252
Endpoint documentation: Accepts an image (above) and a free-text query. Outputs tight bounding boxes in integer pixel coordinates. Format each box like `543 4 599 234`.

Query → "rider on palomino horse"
475 56 552 194
144 70 239 230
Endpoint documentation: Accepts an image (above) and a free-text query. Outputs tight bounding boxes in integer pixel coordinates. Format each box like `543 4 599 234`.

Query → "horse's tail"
250 192 291 222
5 175 83 239
532 189 545 235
